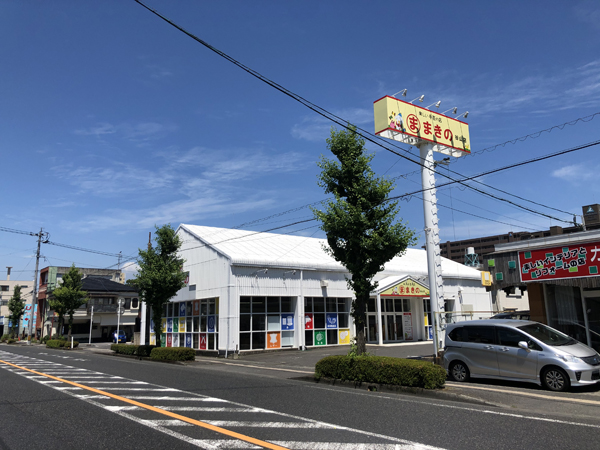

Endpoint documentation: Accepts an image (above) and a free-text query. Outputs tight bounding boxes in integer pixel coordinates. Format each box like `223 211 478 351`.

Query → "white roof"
179 224 481 280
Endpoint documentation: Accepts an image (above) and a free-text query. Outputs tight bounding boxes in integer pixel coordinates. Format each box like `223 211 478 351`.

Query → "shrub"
315 355 446 390
41 335 50 344
7 338 17 344
111 344 157 357
46 339 79 349
0 334 9 343
150 347 196 362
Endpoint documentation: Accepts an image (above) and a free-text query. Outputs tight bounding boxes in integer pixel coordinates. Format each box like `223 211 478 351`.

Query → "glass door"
367 315 378 343
385 315 396 341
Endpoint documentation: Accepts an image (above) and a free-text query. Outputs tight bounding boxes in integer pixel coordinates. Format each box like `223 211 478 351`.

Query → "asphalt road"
1 344 600 450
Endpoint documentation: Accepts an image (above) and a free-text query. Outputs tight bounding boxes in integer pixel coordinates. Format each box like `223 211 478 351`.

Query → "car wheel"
542 367 570 392
449 361 470 382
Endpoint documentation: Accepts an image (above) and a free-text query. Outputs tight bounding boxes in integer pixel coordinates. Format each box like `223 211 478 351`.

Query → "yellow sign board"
374 96 471 154
481 271 492 287
381 279 429 297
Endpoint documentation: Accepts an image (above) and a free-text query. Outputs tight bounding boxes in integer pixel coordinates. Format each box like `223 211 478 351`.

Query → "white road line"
271 443 431 450
204 421 333 429
104 406 141 412
156 407 263 413
123 396 228 401
139 419 193 427
188 440 260 449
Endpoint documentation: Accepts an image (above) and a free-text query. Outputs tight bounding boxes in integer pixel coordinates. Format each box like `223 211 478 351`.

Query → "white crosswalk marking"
0 350 444 450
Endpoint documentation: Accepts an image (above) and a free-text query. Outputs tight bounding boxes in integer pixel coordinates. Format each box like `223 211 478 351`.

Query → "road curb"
296 376 502 407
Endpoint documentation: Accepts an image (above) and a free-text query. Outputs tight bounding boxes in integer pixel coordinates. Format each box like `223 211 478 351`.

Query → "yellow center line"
0 359 289 450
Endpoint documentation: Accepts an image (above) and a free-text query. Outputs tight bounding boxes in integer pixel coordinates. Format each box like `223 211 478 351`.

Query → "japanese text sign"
374 96 470 154
519 242 600 282
381 279 429 297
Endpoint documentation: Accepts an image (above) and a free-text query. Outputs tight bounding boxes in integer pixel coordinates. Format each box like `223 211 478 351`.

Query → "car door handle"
484 345 494 350
500 347 510 352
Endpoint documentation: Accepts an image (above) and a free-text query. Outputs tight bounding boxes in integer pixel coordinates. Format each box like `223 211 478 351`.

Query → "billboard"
381 279 429 297
518 242 600 282
374 96 470 155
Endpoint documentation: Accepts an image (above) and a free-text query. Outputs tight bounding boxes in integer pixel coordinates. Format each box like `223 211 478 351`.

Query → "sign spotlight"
442 107 458 115
392 89 408 98
426 101 441 109
409 95 425 104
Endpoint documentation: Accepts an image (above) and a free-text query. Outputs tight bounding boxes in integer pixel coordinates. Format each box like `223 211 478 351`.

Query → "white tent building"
149 224 491 354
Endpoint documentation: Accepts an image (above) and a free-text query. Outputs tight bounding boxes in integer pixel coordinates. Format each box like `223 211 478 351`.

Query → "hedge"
110 344 157 357
150 347 196 362
315 355 446 390
46 339 79 349
6 338 17 344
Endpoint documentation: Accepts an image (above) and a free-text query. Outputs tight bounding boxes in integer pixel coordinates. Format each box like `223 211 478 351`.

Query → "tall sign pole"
374 94 471 356
418 142 444 355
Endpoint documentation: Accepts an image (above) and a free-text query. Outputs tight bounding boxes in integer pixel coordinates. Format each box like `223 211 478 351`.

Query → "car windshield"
518 323 575 346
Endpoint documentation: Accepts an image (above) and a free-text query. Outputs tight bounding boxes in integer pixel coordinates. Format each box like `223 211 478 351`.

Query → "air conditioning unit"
320 280 328 288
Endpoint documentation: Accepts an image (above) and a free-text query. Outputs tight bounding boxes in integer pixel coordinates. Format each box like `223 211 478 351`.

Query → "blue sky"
2 0 600 282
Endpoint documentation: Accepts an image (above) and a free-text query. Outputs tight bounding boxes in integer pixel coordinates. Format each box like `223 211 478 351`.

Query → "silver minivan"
443 319 600 391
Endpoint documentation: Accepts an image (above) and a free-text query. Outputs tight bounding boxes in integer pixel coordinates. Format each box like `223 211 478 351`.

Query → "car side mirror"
518 341 529 351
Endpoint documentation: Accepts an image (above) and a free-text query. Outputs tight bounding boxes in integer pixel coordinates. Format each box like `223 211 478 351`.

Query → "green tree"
49 265 88 338
312 126 416 354
131 224 187 347
8 285 25 338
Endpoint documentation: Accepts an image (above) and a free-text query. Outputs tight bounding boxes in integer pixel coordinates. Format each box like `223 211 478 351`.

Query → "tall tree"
49 265 88 338
8 285 25 338
312 126 416 354
131 224 187 347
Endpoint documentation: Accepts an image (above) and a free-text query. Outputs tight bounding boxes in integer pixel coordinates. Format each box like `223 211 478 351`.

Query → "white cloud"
73 121 177 143
291 108 372 142
551 164 595 183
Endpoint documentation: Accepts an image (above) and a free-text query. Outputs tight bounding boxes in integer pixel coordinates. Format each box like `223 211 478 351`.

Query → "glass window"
497 327 529 348
281 297 293 313
252 332 265 349
314 313 325 329
327 329 338 345
518 323 575 347
186 301 192 316
208 333 215 350
267 315 280 331
208 299 216 315
200 316 207 332
326 298 337 312
252 315 266 331
380 298 385 312
465 326 495 344
337 298 347 313
252 297 266 313
201 300 208 315
132 298 139 309
305 330 313 346
448 327 465 342
186 318 192 333
304 297 313 313
314 297 325 313
394 299 403 312
167 303 173 317
386 299 393 313
240 315 251 332
192 317 199 333
240 333 251 350
338 313 349 328
403 299 412 312
267 297 279 313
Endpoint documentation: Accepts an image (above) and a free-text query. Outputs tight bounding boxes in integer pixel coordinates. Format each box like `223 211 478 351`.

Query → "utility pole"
28 228 48 344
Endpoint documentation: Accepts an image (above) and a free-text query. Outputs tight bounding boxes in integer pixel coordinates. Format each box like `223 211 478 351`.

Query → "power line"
134 0 580 226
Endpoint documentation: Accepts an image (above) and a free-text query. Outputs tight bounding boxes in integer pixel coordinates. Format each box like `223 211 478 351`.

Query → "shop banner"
281 314 294 330
172 333 179 348
381 279 429 297
193 300 200 315
207 316 215 333
185 333 192 348
519 241 600 282
403 313 413 340
166 333 172 347
267 331 281 349
314 330 326 346
374 96 471 154
199 333 207 350
305 313 313 330
338 329 350 344
326 313 338 328
173 318 179 333
150 333 156 346
167 318 173 333
179 302 186 316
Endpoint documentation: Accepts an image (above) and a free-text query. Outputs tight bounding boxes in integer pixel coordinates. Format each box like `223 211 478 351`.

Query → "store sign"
173 318 179 333
166 334 172 347
185 333 192 348
179 302 186 316
167 318 173 333
374 96 471 154
199 333 207 350
193 300 200 315
519 241 600 282
338 329 350 344
267 331 280 349
326 313 338 328
314 330 326 346
207 316 215 333
305 313 313 330
381 279 429 297
281 314 294 330
403 313 413 340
